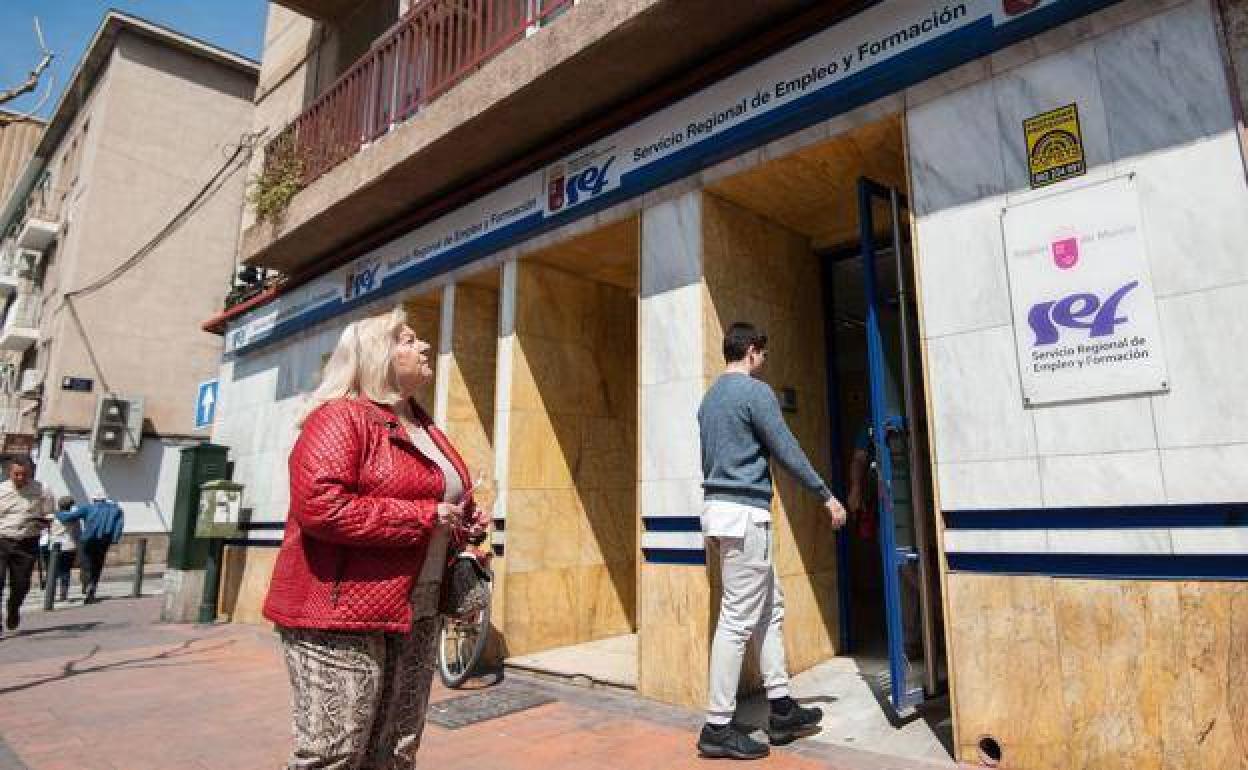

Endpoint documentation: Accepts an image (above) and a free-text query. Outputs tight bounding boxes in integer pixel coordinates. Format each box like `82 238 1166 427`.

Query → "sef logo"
1028 281 1138 346
344 261 381 301
549 156 616 212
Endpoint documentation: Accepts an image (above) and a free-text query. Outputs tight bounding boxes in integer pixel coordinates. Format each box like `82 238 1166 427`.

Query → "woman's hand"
436 501 466 529
465 505 490 539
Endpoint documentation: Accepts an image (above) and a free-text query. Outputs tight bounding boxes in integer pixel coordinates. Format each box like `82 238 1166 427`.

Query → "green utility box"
196 480 248 539
168 444 229 570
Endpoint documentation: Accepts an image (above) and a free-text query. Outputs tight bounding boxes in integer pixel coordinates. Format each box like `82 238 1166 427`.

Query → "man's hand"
847 485 863 517
824 496 848 529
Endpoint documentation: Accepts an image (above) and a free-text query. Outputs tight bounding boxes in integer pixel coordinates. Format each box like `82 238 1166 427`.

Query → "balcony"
268 0 575 192
0 295 41 352
16 206 60 252
244 0 835 273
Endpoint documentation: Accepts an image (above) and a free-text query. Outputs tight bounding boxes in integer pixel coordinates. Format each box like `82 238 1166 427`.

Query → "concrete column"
637 191 713 707
433 282 455 429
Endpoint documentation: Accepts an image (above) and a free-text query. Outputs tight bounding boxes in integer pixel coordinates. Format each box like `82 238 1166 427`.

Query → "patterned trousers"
279 616 441 770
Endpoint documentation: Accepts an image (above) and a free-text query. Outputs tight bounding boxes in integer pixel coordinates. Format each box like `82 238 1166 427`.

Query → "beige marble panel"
1179 583 1248 770
502 258 638 655
945 573 1069 769
218 546 279 625
780 569 839 676
1054 580 1199 770
638 563 714 708
403 295 441 415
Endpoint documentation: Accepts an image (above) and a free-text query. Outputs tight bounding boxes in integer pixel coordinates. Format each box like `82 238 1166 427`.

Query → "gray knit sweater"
697 373 831 507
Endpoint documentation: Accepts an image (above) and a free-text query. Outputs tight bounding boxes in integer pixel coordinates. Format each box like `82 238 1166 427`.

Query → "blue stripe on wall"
240 520 286 531
222 538 283 548
945 503 1248 530
643 548 707 566
642 516 702 533
947 552 1248 580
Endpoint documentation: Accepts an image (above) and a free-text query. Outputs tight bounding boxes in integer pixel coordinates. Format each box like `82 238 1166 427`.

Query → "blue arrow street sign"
196 379 219 429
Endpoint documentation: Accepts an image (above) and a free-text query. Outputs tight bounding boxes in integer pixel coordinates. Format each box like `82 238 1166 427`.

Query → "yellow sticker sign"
1024 104 1086 189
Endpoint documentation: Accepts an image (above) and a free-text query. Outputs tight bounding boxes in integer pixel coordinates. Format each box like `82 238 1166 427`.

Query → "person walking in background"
48 496 81 603
696 322 848 760
0 460 52 633
60 496 124 604
263 306 488 770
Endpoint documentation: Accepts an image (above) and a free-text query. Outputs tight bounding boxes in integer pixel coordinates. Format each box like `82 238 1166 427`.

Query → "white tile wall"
913 201 1013 340
1031 396 1157 456
1126 134 1248 298
1152 283 1248 448
911 1 1248 516
1039 449 1166 507
639 379 704 483
906 78 1005 217
640 192 702 298
936 458 1043 510
640 283 702 386
1169 527 1248 554
1047 527 1172 554
640 479 704 519
925 325 1037 464
1097 3 1232 163
993 40 1114 200
1161 443 1248 504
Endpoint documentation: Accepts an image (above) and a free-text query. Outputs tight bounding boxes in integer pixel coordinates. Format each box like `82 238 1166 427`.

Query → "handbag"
439 550 491 617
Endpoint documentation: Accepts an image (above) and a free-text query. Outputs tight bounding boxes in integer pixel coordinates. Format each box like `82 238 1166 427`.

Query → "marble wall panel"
936 458 1044 511
1152 283 1248 448
945 574 1248 769
945 573 1070 769
638 563 714 708
218 546 279 625
1039 450 1167 507
503 259 637 654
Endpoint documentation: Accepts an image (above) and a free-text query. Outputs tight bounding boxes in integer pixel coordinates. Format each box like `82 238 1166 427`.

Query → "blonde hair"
299 305 408 426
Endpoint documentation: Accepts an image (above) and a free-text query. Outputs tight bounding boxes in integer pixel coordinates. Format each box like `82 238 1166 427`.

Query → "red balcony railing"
267 0 574 190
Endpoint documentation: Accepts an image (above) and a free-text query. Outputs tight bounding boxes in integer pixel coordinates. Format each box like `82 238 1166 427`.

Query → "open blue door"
856 177 938 716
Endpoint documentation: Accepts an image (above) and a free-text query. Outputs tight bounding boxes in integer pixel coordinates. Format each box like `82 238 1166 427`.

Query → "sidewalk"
0 597 970 770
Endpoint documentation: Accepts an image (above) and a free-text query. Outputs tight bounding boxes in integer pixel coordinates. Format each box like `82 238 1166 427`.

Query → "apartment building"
209 1 1248 766
0 111 45 452
0 13 258 559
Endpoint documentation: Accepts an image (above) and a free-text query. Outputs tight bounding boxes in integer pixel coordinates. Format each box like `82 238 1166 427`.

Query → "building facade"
211 0 1248 766
0 13 258 559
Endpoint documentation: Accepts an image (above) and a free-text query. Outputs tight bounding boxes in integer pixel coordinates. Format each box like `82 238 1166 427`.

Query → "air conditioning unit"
17 368 42 396
90 394 144 454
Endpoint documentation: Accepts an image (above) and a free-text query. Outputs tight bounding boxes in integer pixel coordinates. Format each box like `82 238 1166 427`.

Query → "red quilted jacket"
262 397 475 633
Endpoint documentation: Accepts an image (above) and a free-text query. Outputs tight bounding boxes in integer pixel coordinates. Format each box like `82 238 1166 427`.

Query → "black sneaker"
5 607 19 631
766 697 822 744
697 723 769 760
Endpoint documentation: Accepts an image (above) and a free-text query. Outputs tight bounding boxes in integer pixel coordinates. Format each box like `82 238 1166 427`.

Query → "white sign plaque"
1002 176 1168 406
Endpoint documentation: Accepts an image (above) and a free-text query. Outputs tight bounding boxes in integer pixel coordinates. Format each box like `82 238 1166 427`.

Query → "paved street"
0 597 971 770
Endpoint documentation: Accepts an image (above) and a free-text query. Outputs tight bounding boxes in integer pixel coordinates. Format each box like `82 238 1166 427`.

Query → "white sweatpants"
706 521 790 724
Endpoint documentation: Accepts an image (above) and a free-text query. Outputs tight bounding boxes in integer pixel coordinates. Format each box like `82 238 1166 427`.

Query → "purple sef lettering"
1028 281 1139 347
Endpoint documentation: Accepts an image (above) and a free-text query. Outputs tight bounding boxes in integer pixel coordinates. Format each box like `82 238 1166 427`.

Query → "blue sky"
0 1 268 120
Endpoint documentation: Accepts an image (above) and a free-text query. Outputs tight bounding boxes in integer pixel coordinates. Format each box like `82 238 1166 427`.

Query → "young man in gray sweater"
696 322 847 760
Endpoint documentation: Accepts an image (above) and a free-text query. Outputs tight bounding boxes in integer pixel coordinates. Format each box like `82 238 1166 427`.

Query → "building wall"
39 31 255 436
35 432 193 533
906 1 1248 765
0 114 43 208
502 260 637 656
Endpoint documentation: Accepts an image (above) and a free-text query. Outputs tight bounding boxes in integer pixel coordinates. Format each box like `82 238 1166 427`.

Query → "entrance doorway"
705 113 950 759
500 217 640 689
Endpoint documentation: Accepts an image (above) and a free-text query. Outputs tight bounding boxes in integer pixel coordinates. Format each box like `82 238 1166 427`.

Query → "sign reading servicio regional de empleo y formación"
1002 175 1169 406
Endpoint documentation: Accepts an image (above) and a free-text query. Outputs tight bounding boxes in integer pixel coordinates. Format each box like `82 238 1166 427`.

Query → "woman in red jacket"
264 305 486 770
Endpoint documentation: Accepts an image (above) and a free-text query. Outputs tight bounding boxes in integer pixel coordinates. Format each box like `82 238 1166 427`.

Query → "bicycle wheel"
437 579 492 688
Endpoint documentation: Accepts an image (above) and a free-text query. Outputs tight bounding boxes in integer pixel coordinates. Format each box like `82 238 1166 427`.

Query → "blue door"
855 177 940 716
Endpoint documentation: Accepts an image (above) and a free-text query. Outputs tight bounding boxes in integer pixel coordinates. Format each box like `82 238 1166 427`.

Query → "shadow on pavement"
0 637 238 696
